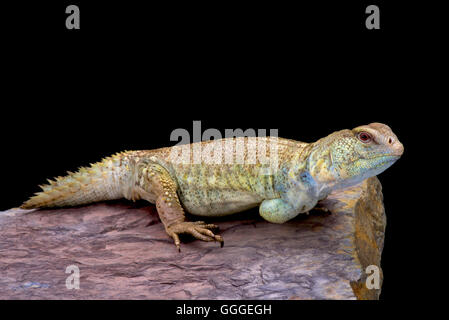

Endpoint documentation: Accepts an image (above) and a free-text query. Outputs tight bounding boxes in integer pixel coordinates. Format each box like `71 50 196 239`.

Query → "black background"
0 0 440 309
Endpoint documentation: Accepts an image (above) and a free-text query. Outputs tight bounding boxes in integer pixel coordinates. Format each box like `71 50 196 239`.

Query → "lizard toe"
168 231 181 252
196 227 223 245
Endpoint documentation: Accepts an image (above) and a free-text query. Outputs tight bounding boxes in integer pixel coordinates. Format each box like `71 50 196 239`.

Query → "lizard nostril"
388 137 393 145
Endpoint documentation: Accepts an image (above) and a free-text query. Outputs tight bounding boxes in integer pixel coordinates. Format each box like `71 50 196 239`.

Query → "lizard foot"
166 221 224 252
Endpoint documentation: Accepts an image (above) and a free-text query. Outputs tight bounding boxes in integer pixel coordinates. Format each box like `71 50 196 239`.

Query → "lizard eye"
357 132 372 143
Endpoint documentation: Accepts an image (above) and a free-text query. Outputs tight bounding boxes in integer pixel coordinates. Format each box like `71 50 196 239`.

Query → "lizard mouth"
346 154 400 166
361 153 401 161
371 154 401 161
366 155 400 169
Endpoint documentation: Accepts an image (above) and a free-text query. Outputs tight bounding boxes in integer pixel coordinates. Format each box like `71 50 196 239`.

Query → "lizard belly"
169 160 276 217
179 189 262 216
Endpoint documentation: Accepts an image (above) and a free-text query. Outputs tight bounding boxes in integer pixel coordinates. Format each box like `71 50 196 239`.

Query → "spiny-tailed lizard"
21 123 403 251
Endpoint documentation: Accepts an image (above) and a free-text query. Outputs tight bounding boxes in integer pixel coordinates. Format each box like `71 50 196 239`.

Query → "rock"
0 177 386 299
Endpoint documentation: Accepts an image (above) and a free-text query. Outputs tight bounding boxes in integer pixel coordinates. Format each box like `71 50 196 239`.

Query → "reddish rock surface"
0 177 385 299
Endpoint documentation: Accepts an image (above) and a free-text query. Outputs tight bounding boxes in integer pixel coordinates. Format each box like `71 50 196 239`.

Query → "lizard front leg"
135 161 223 251
259 198 300 224
259 192 317 224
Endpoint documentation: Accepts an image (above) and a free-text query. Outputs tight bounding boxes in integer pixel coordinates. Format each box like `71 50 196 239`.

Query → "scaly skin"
21 123 404 251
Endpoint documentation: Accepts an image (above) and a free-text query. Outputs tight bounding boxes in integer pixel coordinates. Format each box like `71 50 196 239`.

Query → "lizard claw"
169 232 182 252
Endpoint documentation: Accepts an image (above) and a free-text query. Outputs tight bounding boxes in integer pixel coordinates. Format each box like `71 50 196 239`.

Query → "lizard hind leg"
137 161 223 251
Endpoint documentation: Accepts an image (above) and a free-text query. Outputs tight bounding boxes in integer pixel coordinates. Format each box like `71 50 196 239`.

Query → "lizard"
21 123 403 251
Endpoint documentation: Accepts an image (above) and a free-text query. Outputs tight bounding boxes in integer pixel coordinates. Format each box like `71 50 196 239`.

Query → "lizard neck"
307 140 365 197
274 143 317 196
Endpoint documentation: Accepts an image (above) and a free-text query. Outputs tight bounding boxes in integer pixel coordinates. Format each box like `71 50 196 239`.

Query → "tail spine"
21 151 132 209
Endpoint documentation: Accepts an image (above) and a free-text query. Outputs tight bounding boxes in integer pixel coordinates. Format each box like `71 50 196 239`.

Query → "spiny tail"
21 152 133 209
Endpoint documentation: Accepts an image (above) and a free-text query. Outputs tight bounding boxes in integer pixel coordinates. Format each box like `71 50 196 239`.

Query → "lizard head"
310 123 404 190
